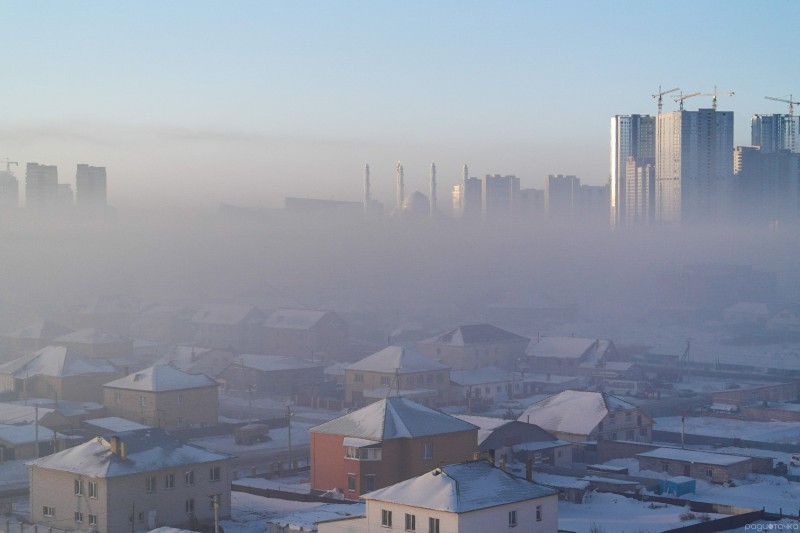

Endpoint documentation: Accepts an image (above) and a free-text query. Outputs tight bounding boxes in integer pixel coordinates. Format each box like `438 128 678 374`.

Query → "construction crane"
765 94 799 117
652 86 680 114
0 158 18 173
700 86 734 111
673 91 701 111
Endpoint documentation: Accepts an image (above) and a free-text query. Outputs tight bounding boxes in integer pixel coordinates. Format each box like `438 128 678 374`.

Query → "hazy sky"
0 1 797 208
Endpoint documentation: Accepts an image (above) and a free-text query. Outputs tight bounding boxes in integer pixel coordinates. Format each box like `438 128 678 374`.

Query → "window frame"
185 497 195 514
422 442 433 460
210 465 221 482
428 517 440 533
405 512 416 531
381 509 393 528
74 479 83 496
43 506 55 517
146 475 157 493
184 469 195 486
88 481 97 499
508 509 518 527
74 511 83 523
165 473 175 489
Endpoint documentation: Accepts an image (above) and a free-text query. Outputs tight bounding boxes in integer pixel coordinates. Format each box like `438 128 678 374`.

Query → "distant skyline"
0 1 797 208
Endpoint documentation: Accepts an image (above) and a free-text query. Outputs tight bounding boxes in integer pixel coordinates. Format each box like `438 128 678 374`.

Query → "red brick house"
309 396 478 499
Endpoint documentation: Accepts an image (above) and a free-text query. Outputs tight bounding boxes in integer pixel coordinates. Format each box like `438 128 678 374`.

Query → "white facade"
610 115 655 227
655 109 734 224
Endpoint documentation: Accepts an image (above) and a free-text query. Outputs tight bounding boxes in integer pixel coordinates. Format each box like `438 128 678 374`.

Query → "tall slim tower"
364 163 371 215
396 161 404 211
655 108 734 224
610 115 655 227
429 162 437 217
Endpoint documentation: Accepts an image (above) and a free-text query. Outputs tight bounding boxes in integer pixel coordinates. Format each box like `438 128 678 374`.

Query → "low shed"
637 447 752 483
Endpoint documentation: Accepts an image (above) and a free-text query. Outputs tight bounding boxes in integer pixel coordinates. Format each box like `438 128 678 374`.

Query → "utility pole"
34 405 39 458
286 405 294 470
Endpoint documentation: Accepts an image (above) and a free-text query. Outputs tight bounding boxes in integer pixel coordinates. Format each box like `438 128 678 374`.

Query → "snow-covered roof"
455 416 564 449
418 324 529 347
103 363 218 392
637 447 751 466
191 304 264 325
361 387 439 399
28 428 231 477
0 423 57 444
526 336 597 359
267 502 365 531
310 396 477 441
363 460 557 513
0 346 118 378
264 308 335 329
53 327 124 345
232 354 323 372
84 417 151 433
449 366 515 386
0 403 53 424
348 346 449 374
454 415 510 445
3 320 72 340
517 390 641 436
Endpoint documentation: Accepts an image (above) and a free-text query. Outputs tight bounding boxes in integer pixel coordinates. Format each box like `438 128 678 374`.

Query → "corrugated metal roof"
310 397 477 440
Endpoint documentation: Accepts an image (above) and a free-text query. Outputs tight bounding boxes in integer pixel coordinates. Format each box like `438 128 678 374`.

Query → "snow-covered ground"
191 422 313 453
655 416 800 444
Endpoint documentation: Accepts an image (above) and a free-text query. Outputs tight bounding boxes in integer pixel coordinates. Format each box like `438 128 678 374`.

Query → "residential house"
636 448 755 484
0 423 61 461
525 336 619 379
416 324 530 370
52 328 133 359
0 320 73 356
28 428 231 532
456 415 572 468
344 346 450 408
3 399 106 434
191 304 266 352
103 364 219 429
309 396 478 499
0 346 122 403
517 390 653 444
318 460 559 533
218 354 325 397
129 304 195 344
59 294 141 337
766 305 800 333
263 308 349 359
162 346 236 380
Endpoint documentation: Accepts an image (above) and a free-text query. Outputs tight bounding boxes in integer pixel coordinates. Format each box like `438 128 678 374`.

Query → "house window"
405 513 416 531
347 474 356 492
354 374 364 383
626 430 634 440
422 443 433 460
365 474 376 492
381 509 392 527
165 473 175 489
210 466 221 482
662 463 670 473
428 517 440 533
146 476 156 493
185 498 195 514
88 514 97 526
508 509 517 527
177 394 183 405
74 479 83 495
43 506 55 517
640 428 648 437
114 392 121 404
74 511 83 523
88 481 97 499
484 386 490 394
536 505 543 521
380 376 391 386
185 470 195 486
140 395 147 406
705 468 713 478
138 511 144 521
436 373 443 383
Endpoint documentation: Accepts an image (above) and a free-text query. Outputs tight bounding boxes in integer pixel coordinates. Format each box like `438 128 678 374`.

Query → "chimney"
526 458 533 481
109 436 127 460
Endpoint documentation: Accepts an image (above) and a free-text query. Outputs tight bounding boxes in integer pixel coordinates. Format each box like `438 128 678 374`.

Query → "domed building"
401 190 430 216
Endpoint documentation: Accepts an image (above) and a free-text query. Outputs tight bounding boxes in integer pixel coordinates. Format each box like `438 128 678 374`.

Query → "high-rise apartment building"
482 174 520 220
655 109 734 224
75 164 107 208
733 146 800 223
625 157 654 225
610 115 655 227
752 114 799 154
546 174 580 219
25 162 59 209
